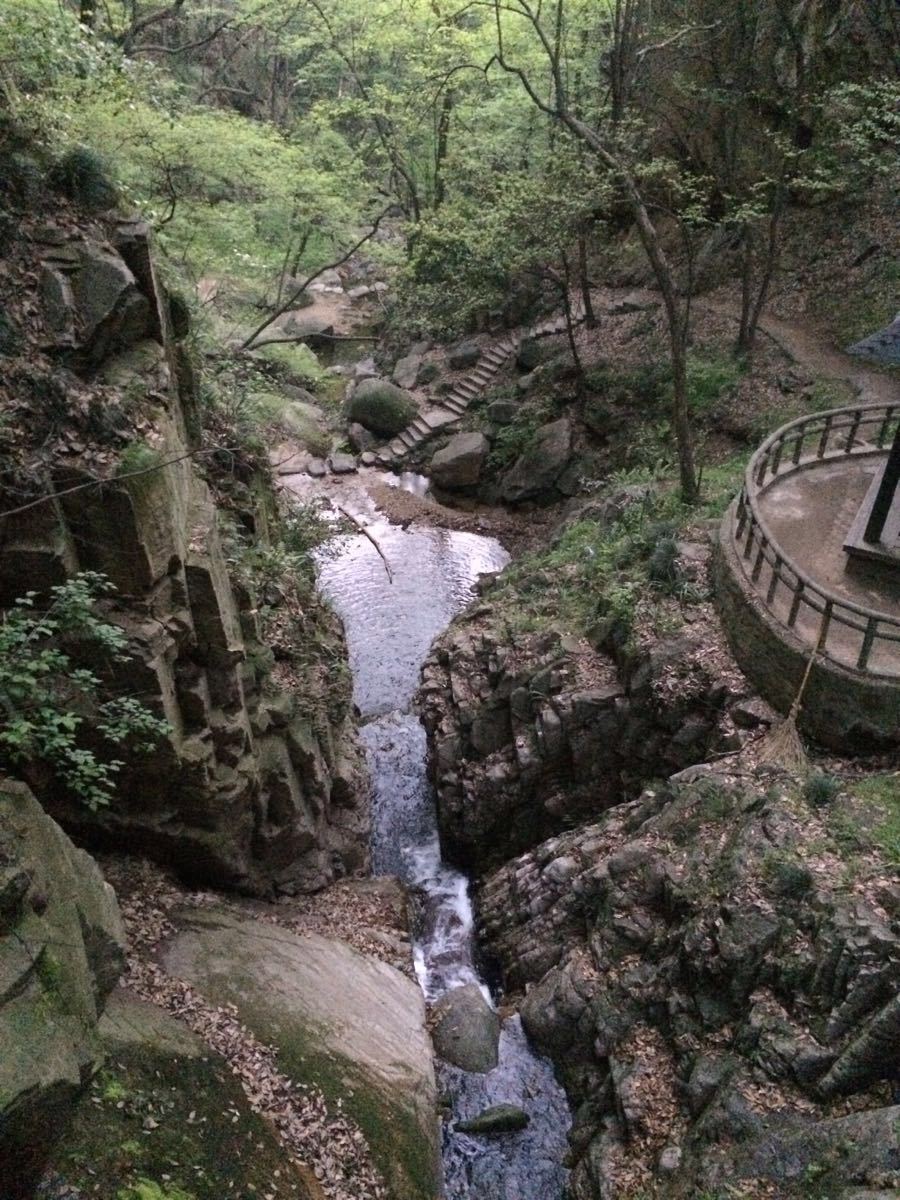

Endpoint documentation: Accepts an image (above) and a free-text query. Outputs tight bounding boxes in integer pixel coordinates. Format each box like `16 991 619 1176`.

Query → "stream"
304 472 571 1200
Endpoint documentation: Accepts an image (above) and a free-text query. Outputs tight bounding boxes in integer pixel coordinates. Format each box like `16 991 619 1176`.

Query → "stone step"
411 419 430 436
471 369 493 384
445 400 468 415
456 381 479 396
399 431 417 448
388 438 406 455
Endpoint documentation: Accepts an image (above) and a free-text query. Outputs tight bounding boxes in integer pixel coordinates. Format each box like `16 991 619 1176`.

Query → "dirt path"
601 285 898 404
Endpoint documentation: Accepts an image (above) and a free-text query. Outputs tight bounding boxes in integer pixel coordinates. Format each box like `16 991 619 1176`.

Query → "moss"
842 774 900 865
48 1041 307 1200
269 1021 436 1200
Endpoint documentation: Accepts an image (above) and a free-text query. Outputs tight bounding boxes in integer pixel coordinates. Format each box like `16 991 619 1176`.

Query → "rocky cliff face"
0 778 125 1199
477 767 900 1198
0 210 367 893
418 539 761 874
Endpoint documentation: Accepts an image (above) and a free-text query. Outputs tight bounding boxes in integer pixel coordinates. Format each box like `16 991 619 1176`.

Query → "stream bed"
306 473 571 1199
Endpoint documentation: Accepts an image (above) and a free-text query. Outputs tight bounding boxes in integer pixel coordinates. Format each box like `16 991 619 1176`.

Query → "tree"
486 0 701 502
0 573 170 809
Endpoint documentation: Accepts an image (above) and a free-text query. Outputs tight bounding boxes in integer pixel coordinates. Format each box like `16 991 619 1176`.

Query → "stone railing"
733 403 900 676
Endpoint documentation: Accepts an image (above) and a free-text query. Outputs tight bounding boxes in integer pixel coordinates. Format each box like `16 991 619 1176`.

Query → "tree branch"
240 206 393 351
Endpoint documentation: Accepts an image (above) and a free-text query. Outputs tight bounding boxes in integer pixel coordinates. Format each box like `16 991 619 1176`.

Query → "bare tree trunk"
560 261 585 386
434 90 453 208
578 224 597 328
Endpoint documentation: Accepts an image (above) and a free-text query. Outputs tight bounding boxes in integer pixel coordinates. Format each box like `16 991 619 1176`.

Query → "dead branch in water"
336 504 394 584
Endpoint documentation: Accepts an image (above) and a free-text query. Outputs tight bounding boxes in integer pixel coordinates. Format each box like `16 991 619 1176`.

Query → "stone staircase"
364 303 583 468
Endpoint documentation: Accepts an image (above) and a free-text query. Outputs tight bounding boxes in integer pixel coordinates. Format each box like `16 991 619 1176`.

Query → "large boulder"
431 982 500 1072
500 417 572 503
448 338 481 371
346 377 417 437
162 906 440 1200
393 352 424 390
48 991 324 1200
39 236 152 366
279 312 335 348
430 432 488 490
0 779 126 1198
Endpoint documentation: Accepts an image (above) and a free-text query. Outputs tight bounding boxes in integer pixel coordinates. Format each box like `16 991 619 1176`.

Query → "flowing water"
306 473 571 1199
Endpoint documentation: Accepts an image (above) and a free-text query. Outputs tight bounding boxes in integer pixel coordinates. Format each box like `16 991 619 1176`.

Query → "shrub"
0 573 170 808
116 440 163 477
803 772 842 808
50 146 117 211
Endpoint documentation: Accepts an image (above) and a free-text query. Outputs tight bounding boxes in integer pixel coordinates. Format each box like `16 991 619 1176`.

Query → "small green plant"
50 146 117 211
116 441 163 478
685 352 745 416
764 852 814 899
117 1180 196 1200
0 573 170 808
803 772 842 808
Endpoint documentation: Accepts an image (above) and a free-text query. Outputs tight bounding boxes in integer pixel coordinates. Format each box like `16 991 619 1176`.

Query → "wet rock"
354 355 379 379
476 770 900 1199
431 983 500 1073
348 422 376 452
329 452 358 474
455 1104 530 1134
346 377 417 437
500 418 572 503
279 312 335 348
430 432 488 490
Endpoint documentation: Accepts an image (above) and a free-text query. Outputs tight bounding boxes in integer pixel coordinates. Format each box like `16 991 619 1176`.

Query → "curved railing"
733 403 900 676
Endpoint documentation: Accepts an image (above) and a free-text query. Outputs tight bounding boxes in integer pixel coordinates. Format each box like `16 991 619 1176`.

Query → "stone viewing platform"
715 403 900 751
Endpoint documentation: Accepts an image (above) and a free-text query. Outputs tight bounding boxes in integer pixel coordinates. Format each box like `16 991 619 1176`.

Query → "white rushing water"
309 474 570 1199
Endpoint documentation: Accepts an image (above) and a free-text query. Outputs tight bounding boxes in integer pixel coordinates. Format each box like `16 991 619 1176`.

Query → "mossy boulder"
161 906 440 1200
346 377 417 437
0 779 126 1198
47 991 318 1200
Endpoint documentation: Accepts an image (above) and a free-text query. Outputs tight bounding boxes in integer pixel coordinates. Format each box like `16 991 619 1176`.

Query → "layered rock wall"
0 215 367 893
477 769 900 1197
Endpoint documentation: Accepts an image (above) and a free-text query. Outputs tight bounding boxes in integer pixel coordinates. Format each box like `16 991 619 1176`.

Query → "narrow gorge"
1 3 898 1199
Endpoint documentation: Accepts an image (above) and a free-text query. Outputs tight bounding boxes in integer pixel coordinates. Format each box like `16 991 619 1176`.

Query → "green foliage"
849 774 900 865
116 441 163 477
227 500 335 598
0 573 169 808
686 354 745 416
118 1179 196 1200
803 772 842 808
764 852 814 899
49 146 117 211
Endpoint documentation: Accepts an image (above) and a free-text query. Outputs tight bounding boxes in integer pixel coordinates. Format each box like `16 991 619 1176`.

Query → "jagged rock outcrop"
0 778 125 1199
0 214 367 894
419 586 753 873
477 768 900 1198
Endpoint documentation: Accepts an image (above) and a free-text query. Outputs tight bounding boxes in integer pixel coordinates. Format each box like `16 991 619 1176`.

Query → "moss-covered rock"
0 779 125 1198
161 906 440 1200
345 377 417 437
47 991 318 1200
